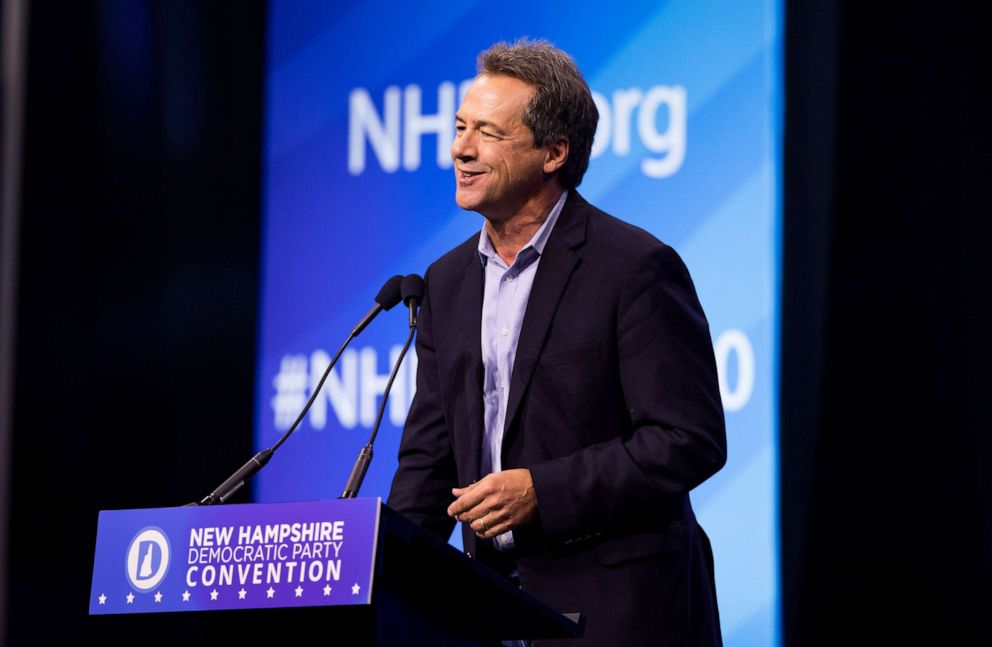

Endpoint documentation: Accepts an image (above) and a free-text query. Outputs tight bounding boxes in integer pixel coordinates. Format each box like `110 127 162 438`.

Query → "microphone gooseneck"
341 274 424 499
192 275 406 506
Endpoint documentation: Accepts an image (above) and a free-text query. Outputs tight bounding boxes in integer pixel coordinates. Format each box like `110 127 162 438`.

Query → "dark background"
3 1 990 645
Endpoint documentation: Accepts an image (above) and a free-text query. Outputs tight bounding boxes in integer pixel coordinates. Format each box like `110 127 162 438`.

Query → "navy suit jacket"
388 191 726 645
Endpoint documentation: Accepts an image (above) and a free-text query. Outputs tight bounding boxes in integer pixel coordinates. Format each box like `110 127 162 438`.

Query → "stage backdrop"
257 2 781 645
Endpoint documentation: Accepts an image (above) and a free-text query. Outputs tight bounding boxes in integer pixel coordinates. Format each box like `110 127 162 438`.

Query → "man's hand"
447 469 537 540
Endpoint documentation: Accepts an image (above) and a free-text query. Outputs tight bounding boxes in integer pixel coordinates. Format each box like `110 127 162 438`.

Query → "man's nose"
451 129 476 161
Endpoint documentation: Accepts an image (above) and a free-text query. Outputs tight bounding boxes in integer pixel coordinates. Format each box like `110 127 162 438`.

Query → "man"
388 39 726 646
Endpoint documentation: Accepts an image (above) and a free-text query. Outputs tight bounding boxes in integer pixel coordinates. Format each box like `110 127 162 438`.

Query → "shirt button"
501 327 509 336
505 275 514 282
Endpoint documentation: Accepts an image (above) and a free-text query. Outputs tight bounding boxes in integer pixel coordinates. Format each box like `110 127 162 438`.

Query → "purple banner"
89 498 381 615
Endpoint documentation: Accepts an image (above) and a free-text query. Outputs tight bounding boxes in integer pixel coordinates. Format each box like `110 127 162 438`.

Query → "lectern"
89 498 582 645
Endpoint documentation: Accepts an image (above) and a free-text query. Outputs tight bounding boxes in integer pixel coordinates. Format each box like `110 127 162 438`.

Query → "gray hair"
477 39 599 189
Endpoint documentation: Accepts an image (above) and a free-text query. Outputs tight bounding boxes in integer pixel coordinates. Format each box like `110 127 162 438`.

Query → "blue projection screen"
257 2 781 645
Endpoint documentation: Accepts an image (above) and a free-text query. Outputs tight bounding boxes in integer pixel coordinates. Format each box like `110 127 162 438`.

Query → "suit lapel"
452 248 486 486
502 192 589 442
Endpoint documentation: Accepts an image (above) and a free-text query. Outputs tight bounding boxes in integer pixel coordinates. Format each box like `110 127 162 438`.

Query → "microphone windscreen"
401 274 426 306
375 275 404 310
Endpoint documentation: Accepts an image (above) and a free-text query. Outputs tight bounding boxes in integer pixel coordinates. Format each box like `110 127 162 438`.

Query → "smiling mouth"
457 169 484 181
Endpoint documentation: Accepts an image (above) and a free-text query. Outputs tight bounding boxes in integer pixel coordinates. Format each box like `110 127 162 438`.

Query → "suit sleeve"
386 268 458 540
528 243 727 542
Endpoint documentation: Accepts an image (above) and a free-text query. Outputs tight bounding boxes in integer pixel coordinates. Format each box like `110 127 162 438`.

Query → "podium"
89 499 582 645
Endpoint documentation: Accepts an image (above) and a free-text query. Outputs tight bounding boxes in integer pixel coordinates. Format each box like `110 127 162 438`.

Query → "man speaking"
388 39 726 645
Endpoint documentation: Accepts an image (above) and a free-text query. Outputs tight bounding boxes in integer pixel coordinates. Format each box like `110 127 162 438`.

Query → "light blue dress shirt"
477 190 568 550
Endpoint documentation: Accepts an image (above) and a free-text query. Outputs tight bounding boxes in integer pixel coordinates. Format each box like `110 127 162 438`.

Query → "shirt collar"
477 190 568 267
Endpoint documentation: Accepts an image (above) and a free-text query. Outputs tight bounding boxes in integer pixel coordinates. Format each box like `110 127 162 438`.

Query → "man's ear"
543 136 569 175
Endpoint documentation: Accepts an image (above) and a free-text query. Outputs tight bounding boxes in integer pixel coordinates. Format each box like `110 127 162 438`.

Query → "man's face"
451 74 552 221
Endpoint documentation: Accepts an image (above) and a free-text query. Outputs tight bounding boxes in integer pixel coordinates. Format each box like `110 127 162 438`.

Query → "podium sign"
89 498 381 615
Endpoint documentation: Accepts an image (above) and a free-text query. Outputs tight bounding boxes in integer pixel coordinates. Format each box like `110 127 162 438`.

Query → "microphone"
341 274 424 498
191 275 405 506
401 273 425 329
352 275 403 336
